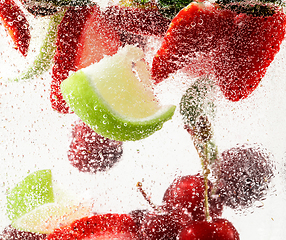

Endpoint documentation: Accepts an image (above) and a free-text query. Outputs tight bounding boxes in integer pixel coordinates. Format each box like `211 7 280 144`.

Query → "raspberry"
68 120 123 173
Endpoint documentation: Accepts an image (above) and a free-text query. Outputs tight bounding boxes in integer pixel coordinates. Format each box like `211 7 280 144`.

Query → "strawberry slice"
0 0 31 56
103 5 170 37
151 1 286 101
151 2 235 84
50 5 121 114
213 4 286 101
46 214 138 240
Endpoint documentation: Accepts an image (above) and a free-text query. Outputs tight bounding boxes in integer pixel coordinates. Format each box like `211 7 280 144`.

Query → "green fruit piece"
7 169 54 222
61 45 176 141
11 10 65 82
12 201 91 234
7 169 92 234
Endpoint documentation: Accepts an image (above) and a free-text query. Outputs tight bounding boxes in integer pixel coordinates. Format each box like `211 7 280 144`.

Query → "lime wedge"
12 201 91 234
7 169 54 222
6 169 92 234
61 45 176 141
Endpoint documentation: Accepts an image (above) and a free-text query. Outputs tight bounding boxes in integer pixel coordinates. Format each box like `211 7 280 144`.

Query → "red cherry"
140 209 191 240
163 174 223 220
178 218 240 240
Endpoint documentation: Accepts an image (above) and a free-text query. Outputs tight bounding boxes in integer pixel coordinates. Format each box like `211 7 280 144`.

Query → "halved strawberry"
213 3 286 101
151 1 286 101
50 5 122 114
151 2 234 84
46 214 139 240
0 0 31 56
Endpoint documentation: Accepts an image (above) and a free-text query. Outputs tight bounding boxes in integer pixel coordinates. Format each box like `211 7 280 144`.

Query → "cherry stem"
192 138 211 222
137 182 160 211
202 143 210 222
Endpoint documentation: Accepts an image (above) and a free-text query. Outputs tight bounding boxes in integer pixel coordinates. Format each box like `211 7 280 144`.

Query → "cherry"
162 174 223 220
129 209 149 234
0 225 47 240
178 218 240 240
140 209 191 240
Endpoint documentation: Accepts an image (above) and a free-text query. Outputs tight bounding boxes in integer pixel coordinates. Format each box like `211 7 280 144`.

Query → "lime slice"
6 169 92 234
7 169 54 222
60 45 176 141
12 201 91 234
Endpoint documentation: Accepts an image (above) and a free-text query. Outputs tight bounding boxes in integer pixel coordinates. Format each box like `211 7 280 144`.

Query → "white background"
1 6 286 239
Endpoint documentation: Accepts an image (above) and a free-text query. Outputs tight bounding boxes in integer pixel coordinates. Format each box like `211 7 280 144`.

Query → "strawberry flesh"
151 2 286 101
50 6 92 114
213 9 286 101
74 5 122 69
46 214 138 240
50 5 121 113
0 0 31 56
151 2 234 83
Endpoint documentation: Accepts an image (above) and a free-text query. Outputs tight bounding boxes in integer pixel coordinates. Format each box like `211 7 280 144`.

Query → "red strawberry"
46 214 138 240
50 5 121 113
151 2 234 84
181 54 214 79
213 4 286 101
0 0 31 56
151 1 286 101
68 120 123 173
103 5 170 37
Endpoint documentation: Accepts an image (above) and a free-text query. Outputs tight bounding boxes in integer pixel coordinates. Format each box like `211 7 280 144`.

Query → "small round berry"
217 144 275 209
0 225 47 240
68 120 123 173
140 209 191 240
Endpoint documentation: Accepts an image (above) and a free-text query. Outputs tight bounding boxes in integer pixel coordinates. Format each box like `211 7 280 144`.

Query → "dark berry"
20 0 59 16
130 209 148 229
217 144 275 209
68 120 123 173
0 225 46 240
140 210 191 240
119 30 147 50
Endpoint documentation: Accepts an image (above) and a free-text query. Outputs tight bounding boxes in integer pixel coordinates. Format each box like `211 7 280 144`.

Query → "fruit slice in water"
7 169 91 234
7 169 54 222
61 45 176 141
12 201 91 234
